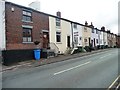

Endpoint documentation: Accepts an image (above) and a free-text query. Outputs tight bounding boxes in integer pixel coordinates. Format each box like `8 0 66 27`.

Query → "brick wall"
5 2 49 50
117 36 120 48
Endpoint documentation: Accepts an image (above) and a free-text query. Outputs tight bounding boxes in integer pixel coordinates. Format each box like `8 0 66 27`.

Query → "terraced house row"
0 1 120 65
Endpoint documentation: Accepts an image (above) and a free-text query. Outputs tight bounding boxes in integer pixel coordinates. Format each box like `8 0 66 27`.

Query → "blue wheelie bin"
34 49 41 60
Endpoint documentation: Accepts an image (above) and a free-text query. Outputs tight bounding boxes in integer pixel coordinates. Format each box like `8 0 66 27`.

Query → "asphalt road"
2 49 119 88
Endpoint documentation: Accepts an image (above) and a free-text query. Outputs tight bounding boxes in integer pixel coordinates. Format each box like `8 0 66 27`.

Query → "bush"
110 46 112 48
97 45 100 49
105 45 108 48
84 46 90 52
100 45 105 49
34 41 40 45
77 46 83 52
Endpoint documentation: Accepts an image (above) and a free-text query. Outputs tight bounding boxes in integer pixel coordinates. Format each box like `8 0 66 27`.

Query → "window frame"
84 38 87 42
84 27 87 32
96 39 98 44
22 28 32 42
22 10 32 22
56 32 61 42
92 29 94 33
96 30 98 34
73 24 77 29
56 18 61 27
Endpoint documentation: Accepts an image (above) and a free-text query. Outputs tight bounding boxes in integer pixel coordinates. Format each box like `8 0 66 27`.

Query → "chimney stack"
29 0 40 11
90 22 94 28
57 11 61 18
107 30 111 33
101 26 105 31
85 21 88 26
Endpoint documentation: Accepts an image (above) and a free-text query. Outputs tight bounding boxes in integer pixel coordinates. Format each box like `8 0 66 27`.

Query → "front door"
89 37 91 46
94 38 96 47
67 36 70 48
91 40 93 47
43 32 49 48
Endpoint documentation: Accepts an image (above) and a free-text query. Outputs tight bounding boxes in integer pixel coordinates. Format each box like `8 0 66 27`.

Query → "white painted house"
91 28 99 48
103 31 108 46
0 0 6 50
49 15 72 54
98 30 101 46
100 30 104 46
72 23 83 48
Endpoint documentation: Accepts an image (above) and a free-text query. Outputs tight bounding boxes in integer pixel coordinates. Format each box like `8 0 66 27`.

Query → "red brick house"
2 1 52 65
5 2 49 50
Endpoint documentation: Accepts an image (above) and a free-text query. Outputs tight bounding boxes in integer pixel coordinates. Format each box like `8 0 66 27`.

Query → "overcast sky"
7 0 119 34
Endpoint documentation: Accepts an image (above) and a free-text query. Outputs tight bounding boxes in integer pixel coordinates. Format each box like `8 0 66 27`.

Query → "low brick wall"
2 49 34 66
2 49 55 66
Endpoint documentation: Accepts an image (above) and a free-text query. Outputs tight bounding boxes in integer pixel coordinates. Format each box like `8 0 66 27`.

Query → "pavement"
1 48 114 72
2 48 119 88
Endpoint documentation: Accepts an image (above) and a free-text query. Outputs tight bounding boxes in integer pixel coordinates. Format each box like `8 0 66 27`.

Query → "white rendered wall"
103 32 108 45
100 31 104 45
49 16 72 54
98 30 101 45
91 29 99 47
72 24 83 47
0 0 6 50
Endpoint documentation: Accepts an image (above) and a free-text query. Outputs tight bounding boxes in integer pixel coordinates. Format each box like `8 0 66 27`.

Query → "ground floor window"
74 36 78 44
96 39 98 44
84 38 87 42
56 32 61 42
23 28 32 42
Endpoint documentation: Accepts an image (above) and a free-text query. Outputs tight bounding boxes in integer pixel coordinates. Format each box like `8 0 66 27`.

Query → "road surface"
2 49 119 88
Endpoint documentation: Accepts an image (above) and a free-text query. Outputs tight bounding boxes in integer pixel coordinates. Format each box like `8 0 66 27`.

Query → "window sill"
22 20 33 23
56 26 61 29
56 42 62 44
22 42 34 44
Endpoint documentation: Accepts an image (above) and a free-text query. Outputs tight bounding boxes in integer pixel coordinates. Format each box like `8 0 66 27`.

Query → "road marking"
100 54 112 59
54 61 91 75
116 83 120 89
108 75 120 89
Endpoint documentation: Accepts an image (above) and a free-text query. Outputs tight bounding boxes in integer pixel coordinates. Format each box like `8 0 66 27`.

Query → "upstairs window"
84 27 87 32
22 10 32 22
73 24 77 29
96 39 98 43
56 18 61 27
92 29 94 33
56 22 61 27
96 30 98 34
